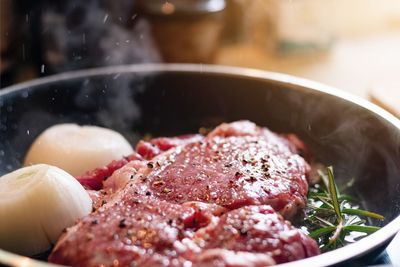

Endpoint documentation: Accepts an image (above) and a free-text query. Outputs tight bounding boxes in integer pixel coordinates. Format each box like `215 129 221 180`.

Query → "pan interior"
0 66 399 265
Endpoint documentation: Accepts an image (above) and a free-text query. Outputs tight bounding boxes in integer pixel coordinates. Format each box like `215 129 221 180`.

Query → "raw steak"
191 205 320 264
49 121 319 266
134 121 310 218
49 187 225 267
49 190 318 267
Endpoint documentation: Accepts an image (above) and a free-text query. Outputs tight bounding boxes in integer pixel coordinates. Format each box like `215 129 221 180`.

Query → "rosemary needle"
305 166 384 251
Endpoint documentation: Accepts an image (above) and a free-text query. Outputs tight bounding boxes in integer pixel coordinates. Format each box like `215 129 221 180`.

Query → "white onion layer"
0 164 92 256
24 124 134 176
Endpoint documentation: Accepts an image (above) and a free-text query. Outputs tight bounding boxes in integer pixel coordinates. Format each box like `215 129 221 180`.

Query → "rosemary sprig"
305 166 384 251
326 166 342 220
342 208 384 220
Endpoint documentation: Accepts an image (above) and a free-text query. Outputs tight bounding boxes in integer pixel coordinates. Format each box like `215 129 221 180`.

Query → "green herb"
305 166 384 251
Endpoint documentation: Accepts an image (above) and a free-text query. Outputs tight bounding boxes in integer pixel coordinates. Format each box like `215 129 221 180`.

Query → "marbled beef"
49 121 319 266
135 121 310 218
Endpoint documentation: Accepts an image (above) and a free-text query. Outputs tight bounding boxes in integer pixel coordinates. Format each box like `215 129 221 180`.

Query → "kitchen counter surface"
216 30 400 100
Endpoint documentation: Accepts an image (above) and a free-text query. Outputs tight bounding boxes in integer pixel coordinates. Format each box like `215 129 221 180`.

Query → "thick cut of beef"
49 197 318 266
191 205 319 264
135 121 310 218
49 121 319 266
49 185 225 267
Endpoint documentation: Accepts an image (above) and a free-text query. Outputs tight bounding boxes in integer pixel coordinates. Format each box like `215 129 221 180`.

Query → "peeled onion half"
0 164 92 256
24 124 134 176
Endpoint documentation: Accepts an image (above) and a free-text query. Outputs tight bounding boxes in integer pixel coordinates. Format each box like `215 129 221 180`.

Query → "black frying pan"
0 64 399 267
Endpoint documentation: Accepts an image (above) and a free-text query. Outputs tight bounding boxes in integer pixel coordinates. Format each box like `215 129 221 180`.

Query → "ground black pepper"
119 219 127 228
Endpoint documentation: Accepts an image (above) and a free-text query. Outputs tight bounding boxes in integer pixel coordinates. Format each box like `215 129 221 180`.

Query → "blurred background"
1 0 400 113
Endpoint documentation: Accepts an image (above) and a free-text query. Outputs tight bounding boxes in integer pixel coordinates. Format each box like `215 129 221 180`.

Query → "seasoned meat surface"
138 121 310 218
49 194 318 266
49 121 319 266
49 189 216 267
192 205 320 264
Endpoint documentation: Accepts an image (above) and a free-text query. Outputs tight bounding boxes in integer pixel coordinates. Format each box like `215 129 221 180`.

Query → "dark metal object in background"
0 64 399 266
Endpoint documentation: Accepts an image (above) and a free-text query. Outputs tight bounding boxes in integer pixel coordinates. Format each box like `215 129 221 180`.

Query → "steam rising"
284 91 400 216
40 0 160 73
